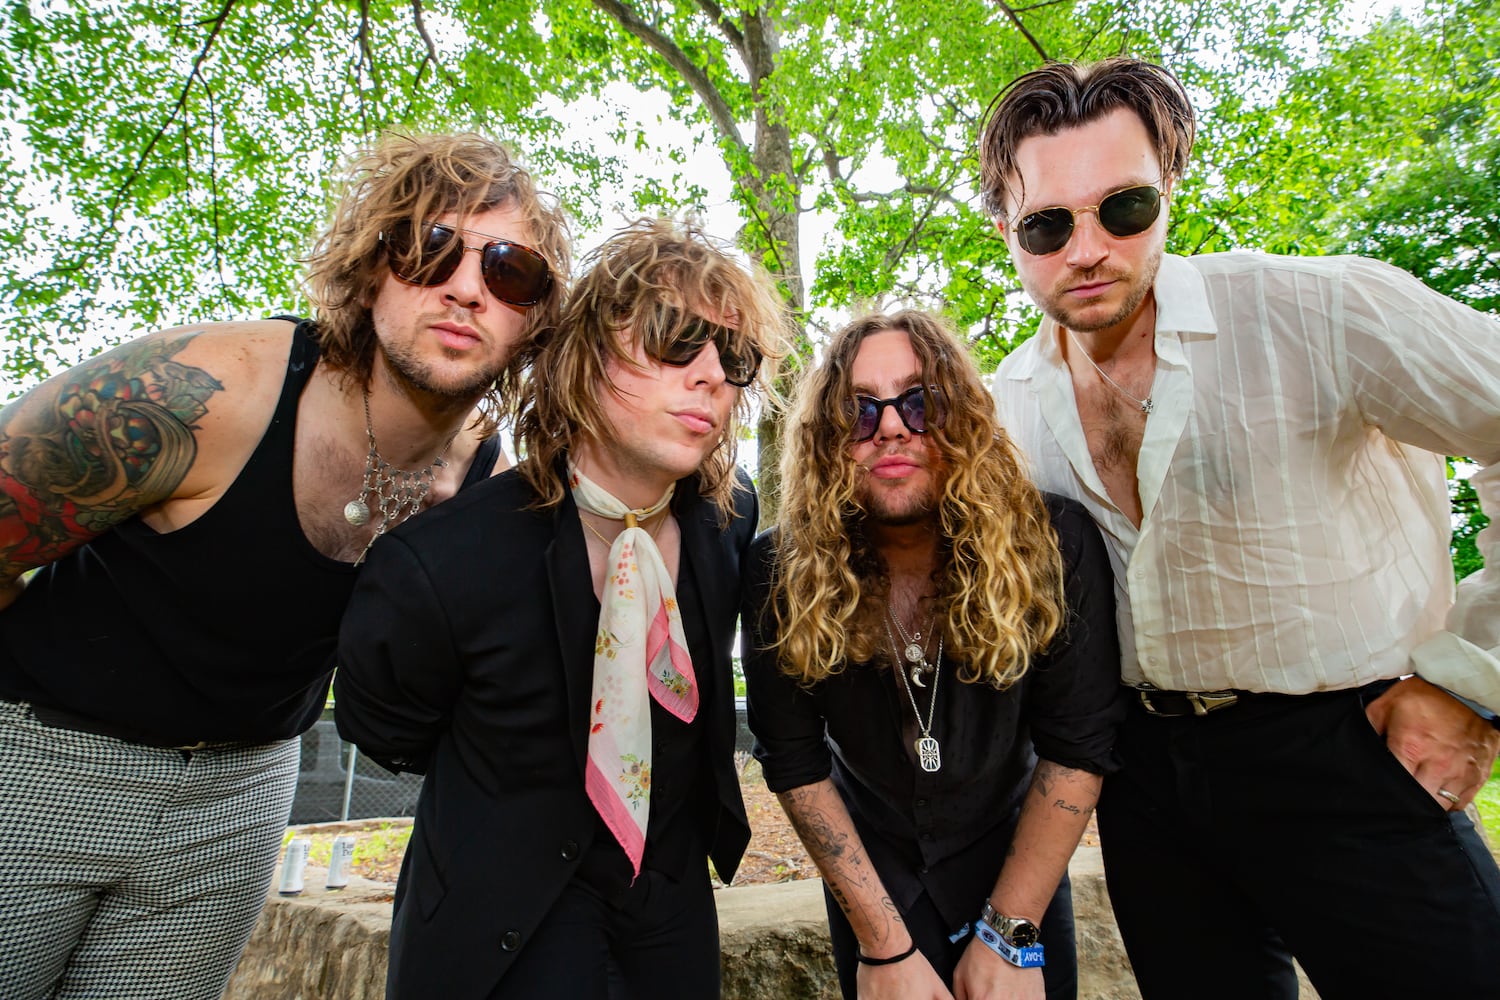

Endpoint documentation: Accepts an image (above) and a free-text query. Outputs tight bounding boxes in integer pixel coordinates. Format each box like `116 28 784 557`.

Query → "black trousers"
824 873 1077 999
487 865 720 1000
1098 685 1500 1000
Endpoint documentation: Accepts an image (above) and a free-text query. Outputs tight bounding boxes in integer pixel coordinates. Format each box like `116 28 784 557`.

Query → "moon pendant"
910 665 927 688
344 499 371 526
904 643 924 664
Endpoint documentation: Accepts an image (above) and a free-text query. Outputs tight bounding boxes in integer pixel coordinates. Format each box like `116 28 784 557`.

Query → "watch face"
1005 919 1041 947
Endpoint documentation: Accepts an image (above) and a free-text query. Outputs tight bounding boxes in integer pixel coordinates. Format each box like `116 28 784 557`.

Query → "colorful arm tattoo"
0 333 223 578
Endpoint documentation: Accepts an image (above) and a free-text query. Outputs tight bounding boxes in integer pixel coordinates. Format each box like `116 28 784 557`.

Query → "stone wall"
226 844 1326 1000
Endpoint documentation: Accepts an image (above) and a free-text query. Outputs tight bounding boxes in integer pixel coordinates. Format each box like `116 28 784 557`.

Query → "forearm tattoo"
1032 759 1096 820
0 333 221 576
778 787 903 939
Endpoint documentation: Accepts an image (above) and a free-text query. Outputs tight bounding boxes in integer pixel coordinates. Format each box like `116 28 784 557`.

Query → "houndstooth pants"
0 699 300 1000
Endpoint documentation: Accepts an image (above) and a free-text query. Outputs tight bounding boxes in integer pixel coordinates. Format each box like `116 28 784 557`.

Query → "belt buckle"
1186 691 1238 715
171 740 216 752
1135 688 1174 716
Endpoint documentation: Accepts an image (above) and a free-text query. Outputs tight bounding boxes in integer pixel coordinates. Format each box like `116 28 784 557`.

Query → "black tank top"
0 320 501 744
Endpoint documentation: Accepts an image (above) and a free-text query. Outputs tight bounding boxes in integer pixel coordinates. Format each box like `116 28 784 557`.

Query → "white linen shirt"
993 251 1500 709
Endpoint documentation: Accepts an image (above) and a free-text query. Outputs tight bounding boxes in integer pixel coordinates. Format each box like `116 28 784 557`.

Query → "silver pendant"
916 736 941 772
904 643 924 664
1141 397 1154 415
343 499 370 526
910 666 927 688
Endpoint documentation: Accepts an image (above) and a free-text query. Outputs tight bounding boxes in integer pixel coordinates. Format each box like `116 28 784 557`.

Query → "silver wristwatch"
979 900 1041 947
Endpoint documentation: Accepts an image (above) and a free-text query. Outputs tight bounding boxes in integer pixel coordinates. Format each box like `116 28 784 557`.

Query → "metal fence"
289 700 755 825
287 718 422 824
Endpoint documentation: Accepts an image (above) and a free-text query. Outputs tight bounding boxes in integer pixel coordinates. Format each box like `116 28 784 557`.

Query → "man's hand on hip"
1365 675 1500 810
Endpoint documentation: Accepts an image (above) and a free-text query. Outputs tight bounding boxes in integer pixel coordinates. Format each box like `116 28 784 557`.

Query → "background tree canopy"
1 0 1495 550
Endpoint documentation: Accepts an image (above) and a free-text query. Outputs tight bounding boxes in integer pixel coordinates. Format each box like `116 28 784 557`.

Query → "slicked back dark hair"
978 57 1196 218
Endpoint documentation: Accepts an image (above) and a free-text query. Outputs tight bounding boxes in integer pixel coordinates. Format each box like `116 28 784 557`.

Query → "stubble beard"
378 331 505 403
856 477 940 528
1035 246 1164 335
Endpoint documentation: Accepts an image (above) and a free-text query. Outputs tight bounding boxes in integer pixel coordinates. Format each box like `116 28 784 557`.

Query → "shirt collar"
1000 252 1217 383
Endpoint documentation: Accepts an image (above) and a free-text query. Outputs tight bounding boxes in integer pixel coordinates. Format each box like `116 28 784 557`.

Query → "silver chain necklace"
343 391 459 565
1066 329 1154 414
888 602 935 684
886 612 943 773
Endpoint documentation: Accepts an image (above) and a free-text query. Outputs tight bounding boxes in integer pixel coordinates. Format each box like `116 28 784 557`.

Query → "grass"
1478 759 1500 846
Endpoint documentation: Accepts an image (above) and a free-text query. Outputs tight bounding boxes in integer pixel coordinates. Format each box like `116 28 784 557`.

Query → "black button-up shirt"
744 494 1125 930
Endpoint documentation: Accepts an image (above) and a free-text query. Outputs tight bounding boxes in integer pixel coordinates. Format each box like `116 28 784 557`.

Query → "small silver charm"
916 736 941 773
343 499 371 526
910 666 927 688
904 643 924 664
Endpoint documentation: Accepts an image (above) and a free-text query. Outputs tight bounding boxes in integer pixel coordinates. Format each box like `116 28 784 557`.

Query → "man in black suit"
334 217 791 1000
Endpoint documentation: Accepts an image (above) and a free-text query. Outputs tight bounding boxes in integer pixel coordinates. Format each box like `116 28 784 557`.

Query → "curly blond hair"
514 217 793 519
771 310 1064 687
301 131 571 427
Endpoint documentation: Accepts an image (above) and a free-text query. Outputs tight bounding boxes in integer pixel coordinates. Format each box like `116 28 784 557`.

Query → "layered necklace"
343 391 459 565
1067 329 1154 415
885 605 943 773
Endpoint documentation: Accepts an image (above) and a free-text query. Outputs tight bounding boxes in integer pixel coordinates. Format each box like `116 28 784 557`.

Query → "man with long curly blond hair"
335 218 793 999
744 310 1123 1000
0 132 568 999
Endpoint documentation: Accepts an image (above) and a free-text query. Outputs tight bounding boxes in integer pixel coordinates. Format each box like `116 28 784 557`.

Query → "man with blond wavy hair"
0 132 569 999
335 218 792 999
744 309 1124 1000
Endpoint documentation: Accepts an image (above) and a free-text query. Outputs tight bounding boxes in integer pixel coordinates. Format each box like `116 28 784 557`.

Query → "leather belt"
29 704 244 752
1131 685 1258 717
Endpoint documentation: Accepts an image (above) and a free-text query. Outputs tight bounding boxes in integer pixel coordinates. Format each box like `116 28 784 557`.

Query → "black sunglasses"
1010 184 1163 257
381 221 553 307
851 386 945 442
652 312 762 388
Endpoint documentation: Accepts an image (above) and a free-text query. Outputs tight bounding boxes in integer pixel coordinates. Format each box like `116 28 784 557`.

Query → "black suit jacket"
334 465 755 999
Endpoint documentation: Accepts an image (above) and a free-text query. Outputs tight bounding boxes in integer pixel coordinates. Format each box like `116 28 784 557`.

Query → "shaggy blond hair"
771 310 1064 687
514 217 793 518
302 132 571 426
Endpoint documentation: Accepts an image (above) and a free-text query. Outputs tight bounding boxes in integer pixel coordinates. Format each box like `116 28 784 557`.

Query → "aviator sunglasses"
851 386 946 443
1010 184 1164 257
650 309 762 388
381 221 553 306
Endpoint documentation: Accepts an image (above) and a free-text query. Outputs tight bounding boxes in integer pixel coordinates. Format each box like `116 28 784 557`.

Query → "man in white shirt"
981 56 1500 999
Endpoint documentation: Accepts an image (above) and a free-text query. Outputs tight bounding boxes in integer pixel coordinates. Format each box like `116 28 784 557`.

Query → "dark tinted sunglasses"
851 386 945 442
382 221 553 307
652 313 762 388
1011 184 1163 257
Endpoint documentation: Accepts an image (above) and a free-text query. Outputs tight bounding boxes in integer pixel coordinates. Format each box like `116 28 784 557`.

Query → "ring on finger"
1437 788 1461 807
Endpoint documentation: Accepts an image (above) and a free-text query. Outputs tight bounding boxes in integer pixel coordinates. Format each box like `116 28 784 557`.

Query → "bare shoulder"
0 319 298 577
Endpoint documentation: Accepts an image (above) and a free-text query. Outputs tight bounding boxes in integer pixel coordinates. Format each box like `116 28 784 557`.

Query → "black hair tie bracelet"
856 941 919 966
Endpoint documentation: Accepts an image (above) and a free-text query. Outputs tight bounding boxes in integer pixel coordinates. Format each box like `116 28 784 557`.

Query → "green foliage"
2 2 1496 464
1450 458 1490 581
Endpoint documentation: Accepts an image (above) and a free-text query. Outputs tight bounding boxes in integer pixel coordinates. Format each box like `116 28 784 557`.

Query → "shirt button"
560 840 579 861
921 832 933 841
501 930 523 952
915 798 928 808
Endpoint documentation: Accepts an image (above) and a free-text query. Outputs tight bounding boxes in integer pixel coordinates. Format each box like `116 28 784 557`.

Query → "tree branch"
107 0 237 229
410 0 454 89
693 0 746 61
591 0 749 159
848 184 967 212
991 0 1050 62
